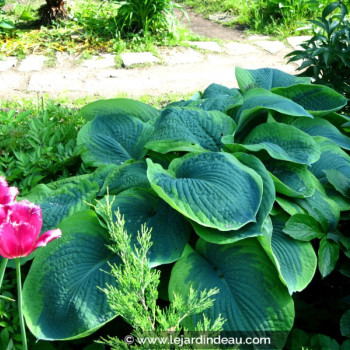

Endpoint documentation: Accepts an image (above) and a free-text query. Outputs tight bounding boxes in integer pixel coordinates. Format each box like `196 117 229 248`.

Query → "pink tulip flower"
0 176 18 205
0 200 61 259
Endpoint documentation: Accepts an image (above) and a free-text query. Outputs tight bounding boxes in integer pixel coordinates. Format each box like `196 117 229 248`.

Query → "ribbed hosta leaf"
294 187 340 232
169 238 294 347
239 122 320 164
77 114 153 166
309 137 350 197
292 117 350 151
259 215 317 293
96 188 191 267
147 152 263 231
25 180 99 232
235 88 313 134
192 153 275 244
168 95 242 114
265 159 316 198
23 210 118 340
80 98 159 122
276 197 306 216
272 84 348 117
236 67 310 91
100 160 150 195
145 107 236 153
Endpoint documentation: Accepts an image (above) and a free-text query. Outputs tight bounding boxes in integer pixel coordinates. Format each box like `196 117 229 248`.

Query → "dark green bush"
287 2 350 108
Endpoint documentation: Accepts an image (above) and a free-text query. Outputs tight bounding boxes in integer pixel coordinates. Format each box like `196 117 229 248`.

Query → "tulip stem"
0 258 8 292
15 259 28 350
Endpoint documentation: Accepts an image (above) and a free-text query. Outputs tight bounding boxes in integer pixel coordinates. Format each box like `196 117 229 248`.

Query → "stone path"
0 24 310 100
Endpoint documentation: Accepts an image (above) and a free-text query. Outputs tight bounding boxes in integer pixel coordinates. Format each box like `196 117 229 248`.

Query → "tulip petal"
8 201 42 235
0 222 20 259
33 229 62 250
0 177 18 204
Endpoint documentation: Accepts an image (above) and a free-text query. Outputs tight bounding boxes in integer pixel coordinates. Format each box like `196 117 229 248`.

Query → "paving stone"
121 52 159 68
184 41 223 53
287 36 312 50
247 34 271 41
253 40 286 54
18 55 47 72
160 47 203 65
224 42 262 55
0 57 18 71
28 71 87 92
82 54 116 69
0 72 28 91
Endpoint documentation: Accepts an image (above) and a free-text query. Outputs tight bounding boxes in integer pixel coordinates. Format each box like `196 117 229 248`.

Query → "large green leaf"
294 188 340 232
276 197 306 216
100 160 150 195
292 117 350 151
309 137 350 197
25 180 99 232
259 215 317 293
23 210 118 340
96 188 191 267
272 84 348 117
77 114 153 167
169 238 294 347
168 95 242 114
147 152 263 231
239 122 320 165
235 88 313 135
318 236 339 277
202 83 239 98
283 214 324 241
192 153 275 244
264 159 316 198
80 98 159 122
236 67 310 91
144 107 236 153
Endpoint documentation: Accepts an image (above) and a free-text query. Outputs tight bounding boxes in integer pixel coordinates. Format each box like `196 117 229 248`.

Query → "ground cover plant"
179 0 350 36
0 67 349 349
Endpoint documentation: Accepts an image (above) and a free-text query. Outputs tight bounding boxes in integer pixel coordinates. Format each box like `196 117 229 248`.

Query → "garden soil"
0 6 300 100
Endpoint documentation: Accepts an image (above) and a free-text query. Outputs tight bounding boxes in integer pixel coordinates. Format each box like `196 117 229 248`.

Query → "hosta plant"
18 68 350 348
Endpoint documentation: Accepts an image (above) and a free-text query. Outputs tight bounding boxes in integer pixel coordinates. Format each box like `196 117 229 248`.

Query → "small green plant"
0 102 85 194
286 2 350 104
113 0 182 38
97 198 225 349
0 0 16 35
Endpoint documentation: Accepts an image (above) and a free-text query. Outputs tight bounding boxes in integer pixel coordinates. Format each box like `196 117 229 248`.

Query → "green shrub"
17 67 350 349
0 102 85 194
0 0 16 35
113 0 181 37
287 2 350 107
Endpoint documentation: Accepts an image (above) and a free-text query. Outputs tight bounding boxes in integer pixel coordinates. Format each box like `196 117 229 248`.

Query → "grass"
0 0 200 58
178 0 350 37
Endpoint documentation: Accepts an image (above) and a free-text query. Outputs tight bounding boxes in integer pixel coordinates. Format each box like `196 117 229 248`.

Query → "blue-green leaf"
169 238 294 346
23 210 118 340
77 114 153 166
80 98 159 122
96 188 191 267
259 215 317 293
147 152 263 231
145 107 236 153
